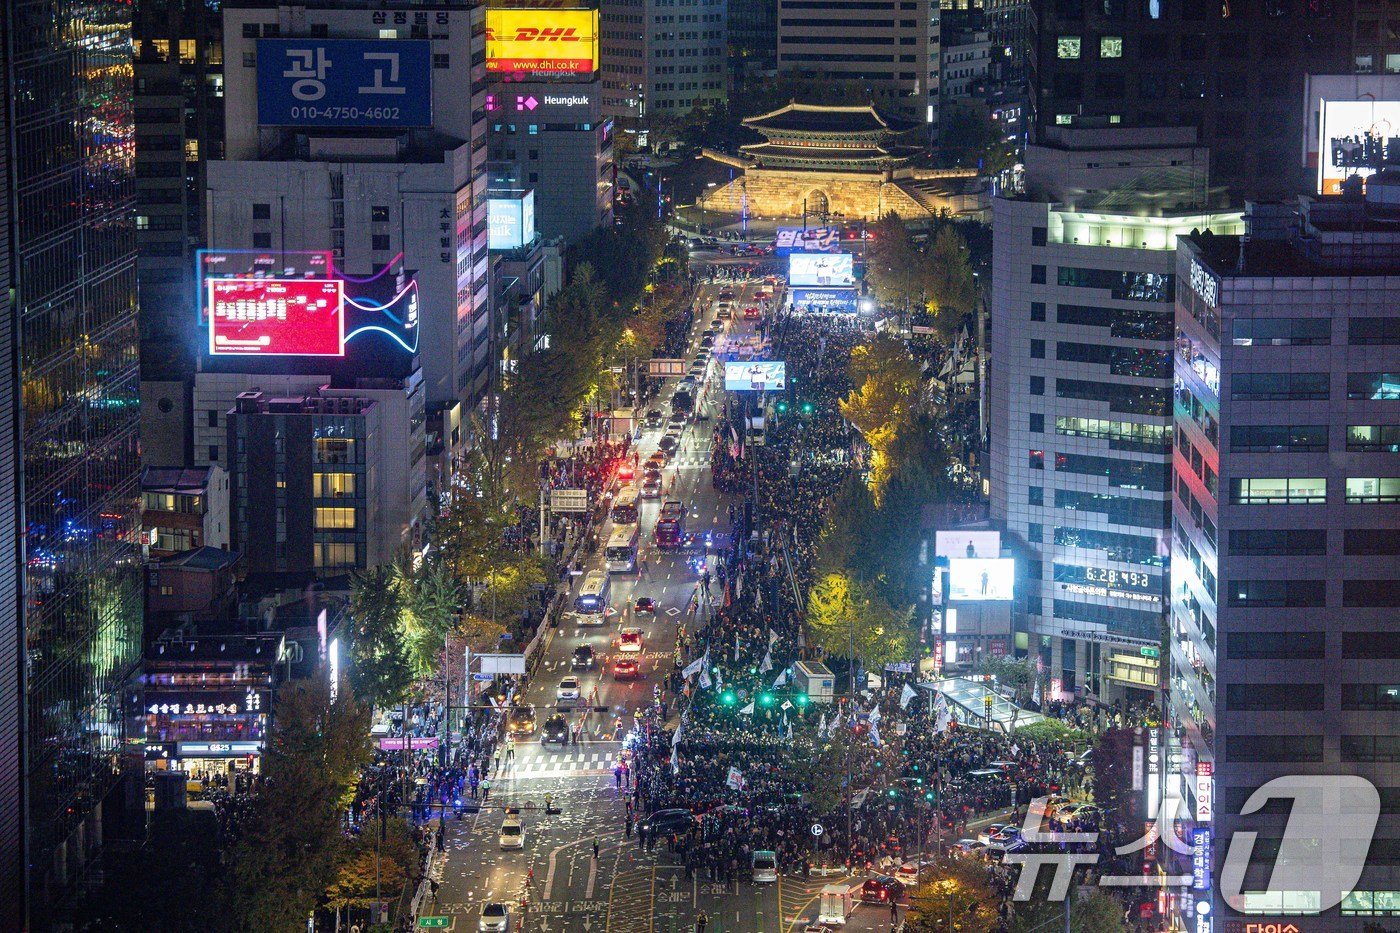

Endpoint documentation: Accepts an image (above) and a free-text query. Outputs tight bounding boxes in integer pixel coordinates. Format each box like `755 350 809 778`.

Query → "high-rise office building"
728 0 778 81
7 0 145 921
599 0 727 120
1028 0 1353 197
775 0 939 121
990 126 1241 706
1172 188 1400 929
210 2 493 413
133 0 226 467
0 8 22 928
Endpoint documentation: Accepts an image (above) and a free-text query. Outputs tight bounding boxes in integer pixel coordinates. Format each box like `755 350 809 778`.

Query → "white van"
499 815 524 849
715 301 732 319
752 850 777 883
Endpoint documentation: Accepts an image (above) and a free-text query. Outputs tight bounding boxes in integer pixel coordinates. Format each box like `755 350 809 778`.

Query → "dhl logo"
484 27 585 41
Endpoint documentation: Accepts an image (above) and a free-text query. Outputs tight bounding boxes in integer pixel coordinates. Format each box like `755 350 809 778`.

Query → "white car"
556 675 581 706
976 823 1008 846
479 902 511 932
499 815 524 849
618 627 644 653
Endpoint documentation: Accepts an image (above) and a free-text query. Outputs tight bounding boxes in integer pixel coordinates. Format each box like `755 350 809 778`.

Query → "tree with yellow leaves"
839 335 924 503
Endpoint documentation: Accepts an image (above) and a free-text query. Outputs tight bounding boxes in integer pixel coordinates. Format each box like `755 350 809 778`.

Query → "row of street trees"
863 213 978 343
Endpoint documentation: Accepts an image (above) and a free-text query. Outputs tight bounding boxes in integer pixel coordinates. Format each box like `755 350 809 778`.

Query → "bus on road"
655 500 686 549
611 487 640 525
605 524 640 573
575 570 611 617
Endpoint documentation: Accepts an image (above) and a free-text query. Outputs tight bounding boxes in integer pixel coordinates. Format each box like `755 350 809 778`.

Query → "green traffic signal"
924 790 936 802
758 691 776 707
720 688 737 707
800 402 815 415
775 400 789 413
794 693 809 708
887 788 899 798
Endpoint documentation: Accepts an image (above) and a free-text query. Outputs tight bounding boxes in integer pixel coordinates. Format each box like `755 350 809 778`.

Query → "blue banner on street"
790 288 858 314
257 38 432 128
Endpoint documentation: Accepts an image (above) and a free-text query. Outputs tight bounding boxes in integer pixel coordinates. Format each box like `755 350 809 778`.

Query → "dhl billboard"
486 9 599 77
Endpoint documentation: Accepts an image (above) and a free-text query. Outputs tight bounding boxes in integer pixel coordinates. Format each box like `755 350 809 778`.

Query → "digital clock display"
1083 567 1154 590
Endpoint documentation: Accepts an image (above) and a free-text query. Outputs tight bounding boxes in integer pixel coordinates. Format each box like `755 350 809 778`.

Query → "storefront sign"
1196 762 1214 822
1192 828 1212 890
147 689 268 717
377 736 440 751
177 741 263 757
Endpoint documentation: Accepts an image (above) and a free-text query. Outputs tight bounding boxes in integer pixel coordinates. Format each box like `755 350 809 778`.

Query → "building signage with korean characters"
1189 258 1218 308
257 39 433 128
147 689 269 717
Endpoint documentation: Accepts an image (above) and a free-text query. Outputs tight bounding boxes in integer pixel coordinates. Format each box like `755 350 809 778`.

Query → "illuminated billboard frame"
947 557 1015 601
486 9 599 77
788 252 854 288
207 278 346 357
1317 99 1400 195
774 227 840 255
935 530 1001 561
196 248 333 324
488 191 537 250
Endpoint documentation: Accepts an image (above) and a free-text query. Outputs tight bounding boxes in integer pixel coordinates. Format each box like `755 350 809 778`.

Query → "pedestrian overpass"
918 677 1044 734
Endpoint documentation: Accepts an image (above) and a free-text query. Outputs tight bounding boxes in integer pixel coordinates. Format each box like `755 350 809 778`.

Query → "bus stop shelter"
918 677 1043 734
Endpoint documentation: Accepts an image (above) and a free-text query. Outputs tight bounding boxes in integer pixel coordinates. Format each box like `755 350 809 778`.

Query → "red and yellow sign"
485 8 598 76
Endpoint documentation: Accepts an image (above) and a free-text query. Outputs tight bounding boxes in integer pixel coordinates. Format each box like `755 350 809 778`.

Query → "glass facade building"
7 0 144 918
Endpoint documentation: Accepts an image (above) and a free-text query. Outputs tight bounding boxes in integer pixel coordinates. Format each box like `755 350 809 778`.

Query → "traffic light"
800 401 815 415
887 788 899 798
775 400 789 414
758 691 776 708
924 789 937 802
794 693 809 709
720 688 738 707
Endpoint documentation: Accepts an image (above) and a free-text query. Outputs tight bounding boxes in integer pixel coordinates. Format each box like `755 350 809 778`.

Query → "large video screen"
935 530 1002 561
256 39 432 128
789 288 858 314
488 192 536 250
947 558 1015 601
208 279 345 356
486 9 599 77
788 252 854 288
1318 99 1400 194
723 361 786 392
774 227 840 255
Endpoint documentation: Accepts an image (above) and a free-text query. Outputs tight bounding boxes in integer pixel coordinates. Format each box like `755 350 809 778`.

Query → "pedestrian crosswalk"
502 746 621 780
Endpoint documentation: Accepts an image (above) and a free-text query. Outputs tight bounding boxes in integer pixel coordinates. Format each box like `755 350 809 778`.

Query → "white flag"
869 722 881 747
1032 677 1042 707
699 666 713 690
726 766 745 791
739 700 755 715
683 655 705 680
772 668 789 689
670 745 680 773
852 789 868 809
817 713 828 738
867 703 882 725
672 722 684 747
734 631 740 663
768 628 779 646
900 683 918 709
759 649 773 674
934 693 951 734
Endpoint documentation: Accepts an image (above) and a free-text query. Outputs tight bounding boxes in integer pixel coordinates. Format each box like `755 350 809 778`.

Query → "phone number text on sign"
208 279 345 357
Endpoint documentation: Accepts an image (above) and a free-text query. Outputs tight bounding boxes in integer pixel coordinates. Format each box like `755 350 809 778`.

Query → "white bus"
605 524 640 573
611 487 640 525
575 570 611 618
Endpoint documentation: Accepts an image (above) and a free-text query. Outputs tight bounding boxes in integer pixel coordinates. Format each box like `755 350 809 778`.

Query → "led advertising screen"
773 227 841 255
935 530 1002 561
488 191 536 250
208 278 345 356
788 252 854 288
486 9 599 77
947 558 1015 601
196 249 332 323
1318 99 1400 194
790 288 858 314
723 361 786 392
256 39 432 128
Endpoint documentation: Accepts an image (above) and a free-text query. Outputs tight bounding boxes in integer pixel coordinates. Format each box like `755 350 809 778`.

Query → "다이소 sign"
257 39 432 128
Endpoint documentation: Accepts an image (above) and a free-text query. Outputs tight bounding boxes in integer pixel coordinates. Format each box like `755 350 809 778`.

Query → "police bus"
605 524 640 573
574 570 611 623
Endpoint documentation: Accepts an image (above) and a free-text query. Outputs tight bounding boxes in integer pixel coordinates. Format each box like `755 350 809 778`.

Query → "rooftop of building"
142 465 218 496
155 546 242 573
1187 180 1400 279
145 630 286 667
738 141 919 165
232 390 377 416
742 102 922 137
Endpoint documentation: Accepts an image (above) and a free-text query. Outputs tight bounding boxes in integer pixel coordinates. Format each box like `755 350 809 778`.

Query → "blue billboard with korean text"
257 39 432 128
789 288 858 314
